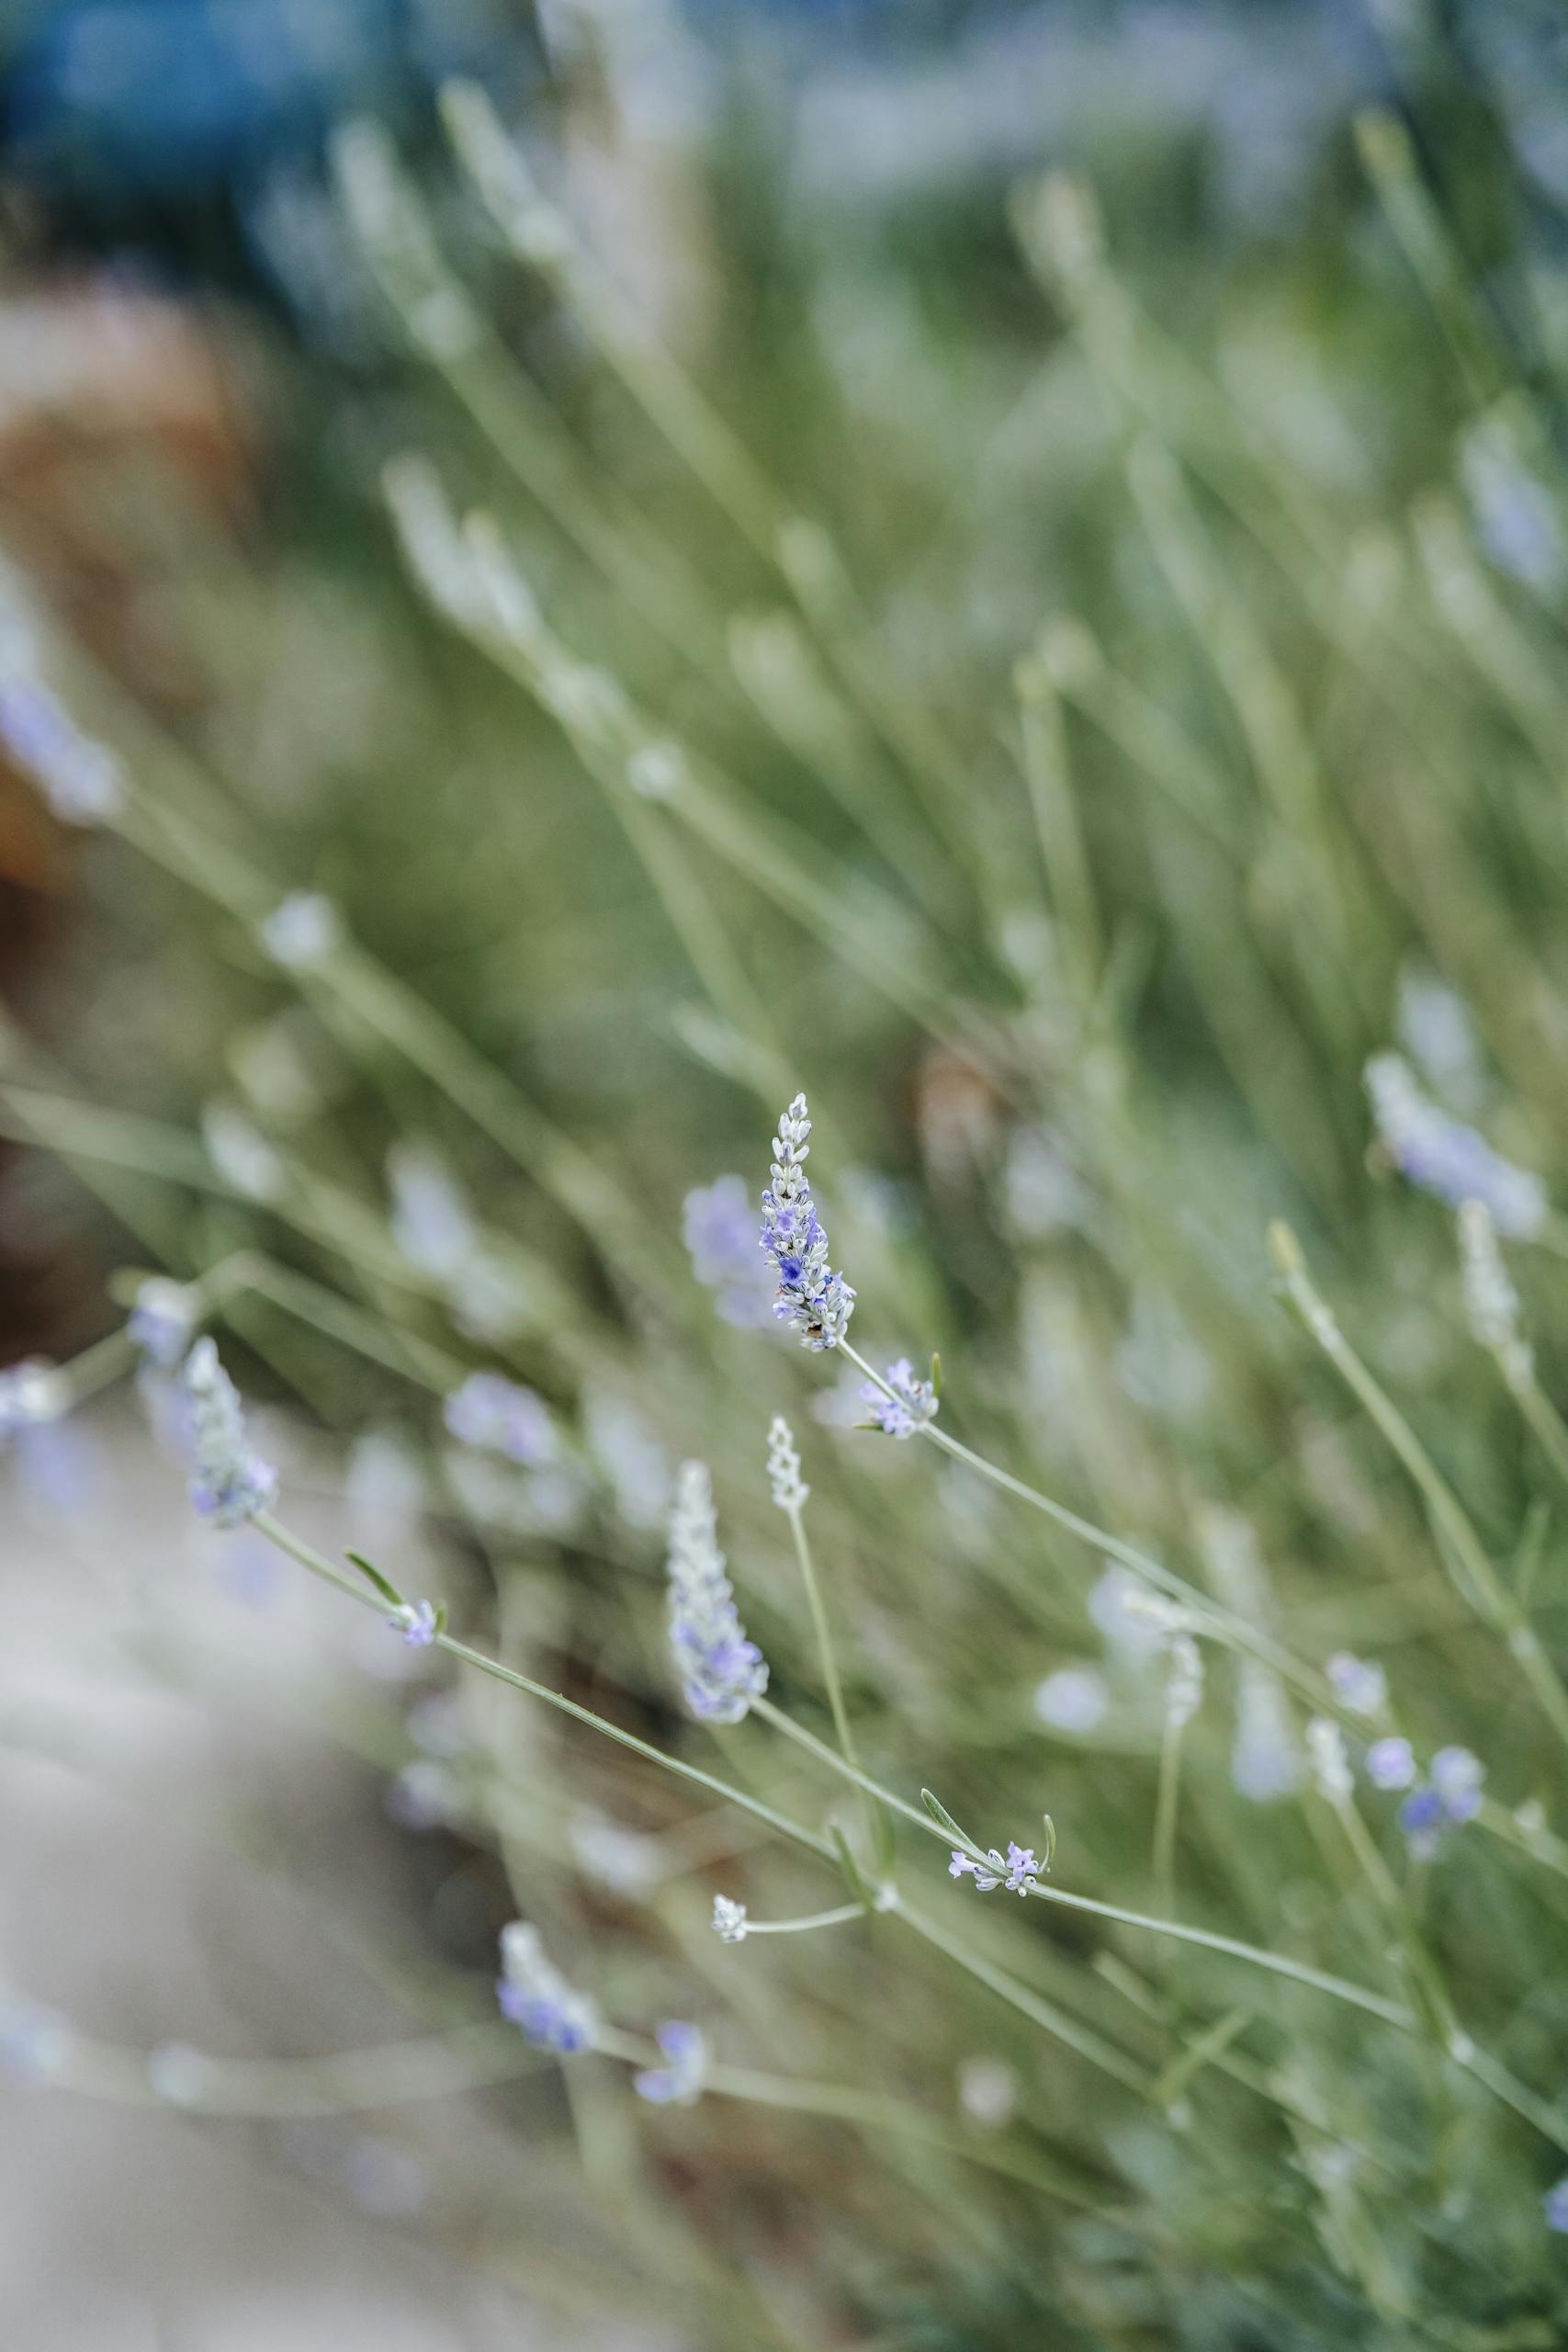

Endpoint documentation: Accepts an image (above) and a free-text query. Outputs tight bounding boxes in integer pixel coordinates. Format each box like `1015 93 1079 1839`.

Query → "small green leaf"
1040 1814 1056 1870
345 1549 404 1608
920 1788 974 1849
930 1351 942 1397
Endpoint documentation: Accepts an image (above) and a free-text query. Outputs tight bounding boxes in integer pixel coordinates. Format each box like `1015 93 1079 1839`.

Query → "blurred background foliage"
6 2 1568 2346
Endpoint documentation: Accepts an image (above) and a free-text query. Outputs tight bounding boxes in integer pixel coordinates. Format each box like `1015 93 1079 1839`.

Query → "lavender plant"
6 47 1568 2350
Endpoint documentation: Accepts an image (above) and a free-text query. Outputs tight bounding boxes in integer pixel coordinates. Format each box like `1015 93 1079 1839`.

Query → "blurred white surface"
0 1394 678 2351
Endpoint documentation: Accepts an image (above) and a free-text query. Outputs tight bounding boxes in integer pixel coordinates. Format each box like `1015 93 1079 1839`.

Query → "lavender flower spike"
1365 1053 1547 1238
495 1922 599 2052
760 1093 855 1350
665 1462 769 1724
862 1359 938 1441
390 1599 438 1647
180 1339 277 1527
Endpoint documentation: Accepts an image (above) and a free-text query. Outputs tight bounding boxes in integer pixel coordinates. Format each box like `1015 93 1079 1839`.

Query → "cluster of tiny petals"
634 2020 707 2107
1366 1735 1416 1790
389 1599 438 1647
766 1415 808 1512
665 1462 768 1724
950 1841 1042 1896
1326 1652 1387 1717
712 1894 749 1942
495 1922 598 2052
862 1358 938 1441
1365 1053 1547 1238
760 1093 855 1350
443 1372 556 1466
180 1339 277 1528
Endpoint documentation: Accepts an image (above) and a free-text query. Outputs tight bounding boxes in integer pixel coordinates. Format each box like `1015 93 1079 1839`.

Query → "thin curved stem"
252 1513 835 1867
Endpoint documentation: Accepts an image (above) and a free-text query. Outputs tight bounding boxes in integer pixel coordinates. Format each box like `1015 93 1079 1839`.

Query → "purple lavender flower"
1325 1653 1387 1717
1365 1054 1546 1238
665 1462 768 1724
861 1358 938 1441
950 1841 1042 1896
443 1372 556 1466
634 2020 707 2107
682 1175 775 1328
760 1094 855 1351
390 1599 438 1647
1545 2176 1568 2233
1366 1736 1416 1791
0 677 123 825
495 1922 598 2052
129 1279 197 1370
180 1340 277 1527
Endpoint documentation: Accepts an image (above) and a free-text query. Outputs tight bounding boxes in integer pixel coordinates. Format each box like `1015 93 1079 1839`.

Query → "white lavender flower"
129 1278 197 1370
861 1358 938 1441
760 1094 855 1350
443 1372 556 1465
495 1922 598 2052
665 1461 768 1724
1306 1716 1354 1802
0 677 123 824
1325 1653 1387 1718
1429 1745 1485 1820
259 891 341 970
180 1339 277 1527
712 1894 749 1943
950 1841 1043 1896
1459 1198 1533 1388
683 1173 775 1327
634 2020 707 2106
766 1415 808 1512
1366 1736 1416 1791
1365 1053 1547 1238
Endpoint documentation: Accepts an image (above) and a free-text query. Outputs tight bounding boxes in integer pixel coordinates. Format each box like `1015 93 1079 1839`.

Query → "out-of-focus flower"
129 1278 197 1369
180 1339 276 1527
443 1372 555 1465
1032 1666 1108 1734
0 676 123 824
665 1462 767 1724
683 1173 774 1327
495 1923 597 2052
1365 1054 1546 1237
389 1143 476 1280
259 891 341 969
635 2020 707 2107
1325 1654 1387 1718
1366 1736 1416 1791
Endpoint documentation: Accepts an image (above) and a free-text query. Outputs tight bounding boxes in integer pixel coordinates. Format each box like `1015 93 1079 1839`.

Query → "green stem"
1270 1224 1568 1757
250 1513 835 1867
